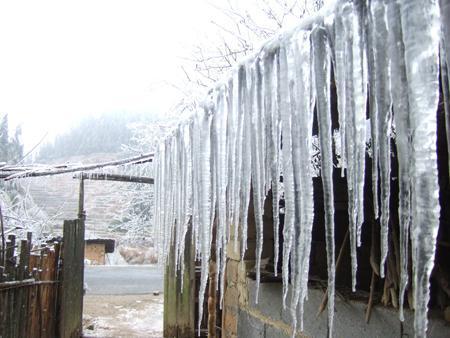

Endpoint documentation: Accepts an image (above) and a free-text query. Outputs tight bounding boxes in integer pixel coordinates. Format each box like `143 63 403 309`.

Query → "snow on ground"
83 294 163 337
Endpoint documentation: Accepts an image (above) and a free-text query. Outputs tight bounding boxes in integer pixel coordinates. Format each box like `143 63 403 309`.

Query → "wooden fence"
0 232 61 338
0 218 85 338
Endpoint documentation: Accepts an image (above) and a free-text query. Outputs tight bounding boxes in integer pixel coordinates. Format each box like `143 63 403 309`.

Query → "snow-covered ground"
83 294 163 337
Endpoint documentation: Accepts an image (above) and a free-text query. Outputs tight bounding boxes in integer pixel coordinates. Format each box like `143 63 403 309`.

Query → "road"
84 265 164 295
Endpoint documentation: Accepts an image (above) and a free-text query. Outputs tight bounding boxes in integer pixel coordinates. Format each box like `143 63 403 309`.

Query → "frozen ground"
83 294 163 338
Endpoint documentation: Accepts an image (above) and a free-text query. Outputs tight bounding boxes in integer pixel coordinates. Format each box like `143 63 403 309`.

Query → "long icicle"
400 0 441 336
386 0 411 322
312 25 335 338
371 0 392 279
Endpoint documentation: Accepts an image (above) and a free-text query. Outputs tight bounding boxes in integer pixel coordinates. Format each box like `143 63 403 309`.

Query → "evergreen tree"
0 114 23 163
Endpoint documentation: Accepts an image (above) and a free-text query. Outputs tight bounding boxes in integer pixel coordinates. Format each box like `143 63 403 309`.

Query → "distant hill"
37 112 155 161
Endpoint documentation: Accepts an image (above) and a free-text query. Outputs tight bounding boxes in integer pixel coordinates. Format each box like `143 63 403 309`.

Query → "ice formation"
153 0 445 337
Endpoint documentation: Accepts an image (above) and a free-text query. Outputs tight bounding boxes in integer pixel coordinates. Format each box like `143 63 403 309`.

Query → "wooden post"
208 261 217 338
164 225 195 338
59 219 85 338
177 225 195 337
78 176 85 220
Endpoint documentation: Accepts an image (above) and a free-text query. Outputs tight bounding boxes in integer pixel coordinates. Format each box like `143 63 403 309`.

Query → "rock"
153 290 160 296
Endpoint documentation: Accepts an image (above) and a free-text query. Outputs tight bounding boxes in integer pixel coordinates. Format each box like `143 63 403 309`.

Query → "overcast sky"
0 0 214 150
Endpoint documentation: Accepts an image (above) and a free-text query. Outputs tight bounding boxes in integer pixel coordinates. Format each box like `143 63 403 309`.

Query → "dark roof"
85 239 115 253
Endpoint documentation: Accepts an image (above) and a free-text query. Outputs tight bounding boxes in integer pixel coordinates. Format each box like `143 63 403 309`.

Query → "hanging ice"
386 0 411 322
288 30 315 334
441 0 450 175
370 0 392 279
250 58 266 302
278 41 296 309
195 107 214 334
400 1 441 337
152 1 446 337
312 25 335 338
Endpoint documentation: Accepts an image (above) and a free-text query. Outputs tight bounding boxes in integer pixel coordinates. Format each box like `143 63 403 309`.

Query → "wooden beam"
74 172 154 184
2 152 154 181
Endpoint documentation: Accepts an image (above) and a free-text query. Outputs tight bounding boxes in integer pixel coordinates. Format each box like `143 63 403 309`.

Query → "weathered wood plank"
164 225 196 338
59 219 85 338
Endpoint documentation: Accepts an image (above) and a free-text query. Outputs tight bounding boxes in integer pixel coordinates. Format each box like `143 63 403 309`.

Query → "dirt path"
83 294 163 337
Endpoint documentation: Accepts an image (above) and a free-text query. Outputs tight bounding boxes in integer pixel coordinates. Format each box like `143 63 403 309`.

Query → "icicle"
441 0 450 175
400 0 441 336
233 66 246 253
333 13 347 177
263 50 282 276
371 0 392 279
196 107 214 335
213 84 229 306
240 64 253 260
289 29 315 334
387 1 412 321
279 42 295 309
250 57 267 303
341 2 358 292
341 1 368 291
366 2 379 220
353 0 368 250
312 25 335 338
226 75 236 233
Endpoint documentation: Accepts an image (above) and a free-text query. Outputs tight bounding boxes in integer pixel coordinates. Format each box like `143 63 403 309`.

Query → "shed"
84 239 115 265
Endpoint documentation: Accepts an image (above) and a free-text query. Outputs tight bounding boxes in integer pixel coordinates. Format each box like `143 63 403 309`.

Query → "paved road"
84 265 164 295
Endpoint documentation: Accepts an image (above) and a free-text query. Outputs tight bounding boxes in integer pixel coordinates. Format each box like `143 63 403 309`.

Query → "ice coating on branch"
312 25 335 338
400 1 441 336
370 0 392 279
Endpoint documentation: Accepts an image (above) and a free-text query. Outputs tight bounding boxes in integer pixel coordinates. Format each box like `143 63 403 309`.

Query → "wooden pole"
78 177 85 221
208 261 217 338
74 172 154 184
3 152 154 181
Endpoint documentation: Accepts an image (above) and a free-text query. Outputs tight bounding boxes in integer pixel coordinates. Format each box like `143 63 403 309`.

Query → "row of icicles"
154 0 450 337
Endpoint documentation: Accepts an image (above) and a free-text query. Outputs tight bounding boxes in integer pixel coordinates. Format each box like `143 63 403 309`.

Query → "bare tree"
180 0 325 95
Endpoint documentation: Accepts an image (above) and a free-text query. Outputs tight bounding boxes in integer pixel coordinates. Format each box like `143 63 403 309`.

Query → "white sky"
0 0 213 150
